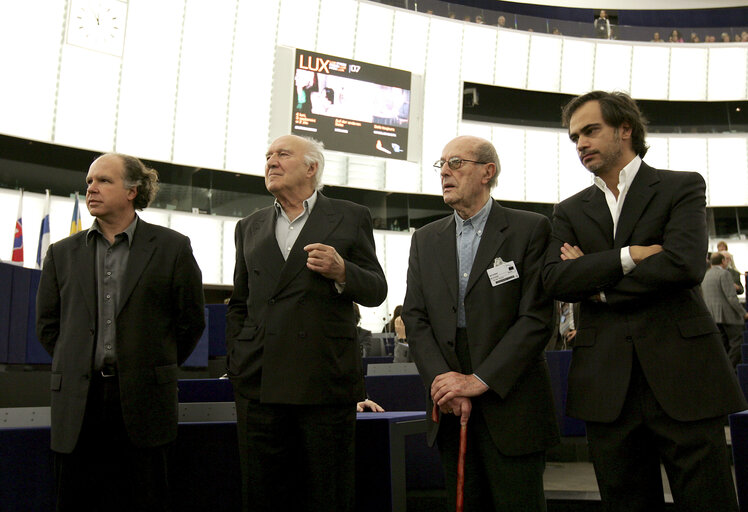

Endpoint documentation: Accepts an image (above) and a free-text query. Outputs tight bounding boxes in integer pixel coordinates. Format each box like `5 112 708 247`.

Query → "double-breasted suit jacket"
542 163 747 423
226 193 387 405
403 201 560 456
36 219 206 453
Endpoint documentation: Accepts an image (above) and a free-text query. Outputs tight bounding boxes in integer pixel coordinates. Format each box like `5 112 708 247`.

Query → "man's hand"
629 244 663 264
304 243 346 283
357 399 384 412
560 243 584 261
431 372 488 409
438 396 473 425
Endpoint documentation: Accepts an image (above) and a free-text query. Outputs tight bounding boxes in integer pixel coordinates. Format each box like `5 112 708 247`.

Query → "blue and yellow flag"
70 193 82 235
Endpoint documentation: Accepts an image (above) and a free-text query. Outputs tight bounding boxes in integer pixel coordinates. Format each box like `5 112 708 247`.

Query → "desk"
729 410 748 511
0 408 427 512
355 411 428 512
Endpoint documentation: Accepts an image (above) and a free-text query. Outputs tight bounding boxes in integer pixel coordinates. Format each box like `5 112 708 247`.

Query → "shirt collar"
86 215 138 247
593 155 642 195
274 190 318 218
454 196 492 233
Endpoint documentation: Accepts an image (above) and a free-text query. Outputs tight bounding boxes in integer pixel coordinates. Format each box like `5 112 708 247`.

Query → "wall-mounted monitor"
270 47 417 161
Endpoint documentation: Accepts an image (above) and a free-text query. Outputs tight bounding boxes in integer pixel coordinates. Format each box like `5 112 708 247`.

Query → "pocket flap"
50 373 62 391
678 316 719 338
237 325 257 341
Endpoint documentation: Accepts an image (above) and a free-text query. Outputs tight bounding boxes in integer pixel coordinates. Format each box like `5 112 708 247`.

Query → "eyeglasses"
433 157 488 171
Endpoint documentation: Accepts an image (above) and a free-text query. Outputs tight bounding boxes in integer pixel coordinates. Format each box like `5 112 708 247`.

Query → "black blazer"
543 163 747 422
403 201 560 456
36 219 205 453
226 193 387 405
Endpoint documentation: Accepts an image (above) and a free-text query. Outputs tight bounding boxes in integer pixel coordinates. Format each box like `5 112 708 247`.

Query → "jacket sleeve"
337 207 387 307
174 237 206 365
36 244 61 357
402 230 452 391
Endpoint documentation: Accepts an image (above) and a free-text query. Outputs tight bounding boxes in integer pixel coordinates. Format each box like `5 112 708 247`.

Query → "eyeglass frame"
433 157 489 171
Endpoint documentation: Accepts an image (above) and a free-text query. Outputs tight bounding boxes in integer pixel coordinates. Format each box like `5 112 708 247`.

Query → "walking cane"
433 404 468 512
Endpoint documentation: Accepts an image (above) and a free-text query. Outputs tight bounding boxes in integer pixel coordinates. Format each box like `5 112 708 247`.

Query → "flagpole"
36 189 51 269
11 189 24 266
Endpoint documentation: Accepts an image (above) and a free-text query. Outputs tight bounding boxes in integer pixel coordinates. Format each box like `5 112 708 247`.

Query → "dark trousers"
436 328 547 512
717 322 744 369
54 373 171 512
234 395 356 512
585 355 738 512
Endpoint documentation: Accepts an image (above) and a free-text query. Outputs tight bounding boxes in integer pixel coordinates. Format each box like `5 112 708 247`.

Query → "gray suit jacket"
702 265 746 325
36 219 205 453
403 200 560 456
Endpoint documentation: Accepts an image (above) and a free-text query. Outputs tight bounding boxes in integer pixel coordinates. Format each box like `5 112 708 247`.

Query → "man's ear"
307 162 318 179
482 163 497 185
619 122 633 140
126 187 138 201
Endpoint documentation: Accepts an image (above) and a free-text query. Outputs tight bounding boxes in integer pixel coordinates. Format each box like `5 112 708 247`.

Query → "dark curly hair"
561 91 649 158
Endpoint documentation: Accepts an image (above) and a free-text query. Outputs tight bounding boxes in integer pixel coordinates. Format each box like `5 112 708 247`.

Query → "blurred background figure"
594 10 611 39
354 303 374 357
382 304 403 333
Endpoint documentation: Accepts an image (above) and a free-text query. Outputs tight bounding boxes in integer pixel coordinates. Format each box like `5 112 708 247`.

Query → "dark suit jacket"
36 218 205 453
542 163 747 423
226 193 387 405
402 201 560 456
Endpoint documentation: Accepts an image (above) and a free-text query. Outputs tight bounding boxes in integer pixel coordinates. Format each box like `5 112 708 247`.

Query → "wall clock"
66 0 128 56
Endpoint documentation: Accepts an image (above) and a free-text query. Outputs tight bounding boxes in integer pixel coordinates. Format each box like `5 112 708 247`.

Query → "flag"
70 193 82 235
36 190 51 269
11 189 23 265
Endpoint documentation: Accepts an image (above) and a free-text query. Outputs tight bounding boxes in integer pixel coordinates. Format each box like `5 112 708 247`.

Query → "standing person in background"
226 134 387 512
543 90 745 511
36 153 205 511
403 135 559 511
703 252 748 369
594 10 611 39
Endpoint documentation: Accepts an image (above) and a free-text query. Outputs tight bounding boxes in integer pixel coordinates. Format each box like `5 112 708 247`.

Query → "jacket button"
298 331 307 338
625 335 633 343
269 299 275 305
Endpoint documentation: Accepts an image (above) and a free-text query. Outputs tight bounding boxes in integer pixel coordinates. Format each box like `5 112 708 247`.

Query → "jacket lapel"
581 186 615 247
466 201 506 297
118 219 155 317
274 193 341 295
250 208 284 286
614 163 658 248
434 215 459 305
74 233 97 322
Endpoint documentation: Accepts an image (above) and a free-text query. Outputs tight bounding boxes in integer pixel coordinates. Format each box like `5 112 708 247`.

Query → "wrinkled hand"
304 243 346 283
629 244 663 264
357 399 385 412
565 329 577 342
431 372 488 409
438 396 473 425
560 243 584 261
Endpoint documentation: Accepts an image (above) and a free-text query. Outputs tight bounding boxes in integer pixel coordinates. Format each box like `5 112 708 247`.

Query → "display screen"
291 49 411 160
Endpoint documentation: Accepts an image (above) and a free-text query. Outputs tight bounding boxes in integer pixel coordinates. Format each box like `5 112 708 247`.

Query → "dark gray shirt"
86 216 138 370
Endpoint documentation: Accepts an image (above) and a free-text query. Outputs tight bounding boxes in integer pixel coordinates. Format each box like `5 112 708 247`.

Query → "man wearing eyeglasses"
402 135 559 511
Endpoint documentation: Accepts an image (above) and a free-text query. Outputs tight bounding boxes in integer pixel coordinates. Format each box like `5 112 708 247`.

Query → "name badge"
487 258 519 287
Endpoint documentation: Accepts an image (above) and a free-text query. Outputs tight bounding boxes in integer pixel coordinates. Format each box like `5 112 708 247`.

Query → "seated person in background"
721 32 731 42
651 32 664 42
393 315 413 363
354 303 374 357
382 304 403 333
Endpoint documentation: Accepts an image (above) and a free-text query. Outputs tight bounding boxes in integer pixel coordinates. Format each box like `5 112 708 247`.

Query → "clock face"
66 0 128 56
